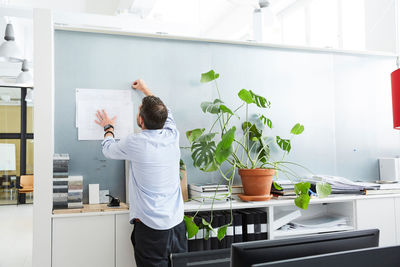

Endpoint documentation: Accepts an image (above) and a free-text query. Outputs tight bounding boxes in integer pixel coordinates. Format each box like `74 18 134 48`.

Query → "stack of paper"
189 184 231 203
76 88 134 140
290 215 349 229
308 175 379 194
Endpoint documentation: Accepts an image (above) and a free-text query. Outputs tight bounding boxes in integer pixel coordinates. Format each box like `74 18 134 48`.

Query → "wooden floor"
0 204 32 267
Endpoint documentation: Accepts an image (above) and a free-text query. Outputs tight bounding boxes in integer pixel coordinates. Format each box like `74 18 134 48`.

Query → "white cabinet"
116 214 136 267
52 215 115 267
356 198 397 246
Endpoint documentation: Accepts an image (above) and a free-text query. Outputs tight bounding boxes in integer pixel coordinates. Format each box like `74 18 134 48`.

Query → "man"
94 79 187 267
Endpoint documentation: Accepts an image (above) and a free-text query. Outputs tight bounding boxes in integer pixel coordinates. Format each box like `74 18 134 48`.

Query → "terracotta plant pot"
239 168 275 196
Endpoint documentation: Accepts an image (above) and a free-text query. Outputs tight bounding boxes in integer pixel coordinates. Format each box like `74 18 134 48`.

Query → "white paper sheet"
76 88 134 140
0 143 16 171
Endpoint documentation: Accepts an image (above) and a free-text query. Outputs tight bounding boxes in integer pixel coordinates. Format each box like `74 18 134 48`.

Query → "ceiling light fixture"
0 23 23 62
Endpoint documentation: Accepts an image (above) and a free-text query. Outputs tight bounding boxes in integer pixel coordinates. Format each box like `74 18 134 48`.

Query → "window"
0 86 34 205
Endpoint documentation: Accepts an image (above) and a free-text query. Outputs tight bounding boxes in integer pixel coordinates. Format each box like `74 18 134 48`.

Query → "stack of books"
189 184 230 203
53 154 69 209
67 176 83 209
271 180 296 199
186 209 268 252
53 154 83 209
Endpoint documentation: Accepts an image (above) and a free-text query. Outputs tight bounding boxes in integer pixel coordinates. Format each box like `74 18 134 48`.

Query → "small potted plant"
184 70 331 240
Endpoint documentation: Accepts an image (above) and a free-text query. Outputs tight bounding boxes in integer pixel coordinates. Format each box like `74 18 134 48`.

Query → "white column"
32 8 54 267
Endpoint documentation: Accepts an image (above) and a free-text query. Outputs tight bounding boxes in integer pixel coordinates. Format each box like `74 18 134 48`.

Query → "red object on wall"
391 68 400 129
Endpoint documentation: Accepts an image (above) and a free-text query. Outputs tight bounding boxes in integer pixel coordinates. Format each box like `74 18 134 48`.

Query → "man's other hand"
132 79 153 96
95 109 116 128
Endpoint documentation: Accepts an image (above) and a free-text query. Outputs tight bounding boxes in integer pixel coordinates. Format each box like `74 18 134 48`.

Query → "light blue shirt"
101 109 184 230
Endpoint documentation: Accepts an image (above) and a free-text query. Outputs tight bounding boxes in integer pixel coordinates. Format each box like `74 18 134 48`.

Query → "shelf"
274 225 354 238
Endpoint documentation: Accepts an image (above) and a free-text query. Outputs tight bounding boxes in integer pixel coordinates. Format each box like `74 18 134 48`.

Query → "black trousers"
131 220 187 267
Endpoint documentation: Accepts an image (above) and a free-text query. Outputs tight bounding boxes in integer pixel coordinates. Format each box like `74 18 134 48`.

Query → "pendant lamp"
391 58 400 129
0 23 23 62
16 60 32 84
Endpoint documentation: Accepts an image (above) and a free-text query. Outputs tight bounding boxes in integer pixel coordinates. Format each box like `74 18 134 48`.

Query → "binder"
255 209 268 240
240 210 255 242
217 212 227 249
223 211 234 248
253 210 262 240
210 212 219 249
233 211 243 243
186 213 196 252
194 215 204 251
200 212 212 251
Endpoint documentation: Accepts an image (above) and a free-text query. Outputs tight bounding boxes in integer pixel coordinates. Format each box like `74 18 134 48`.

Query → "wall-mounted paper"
0 143 16 171
76 88 134 140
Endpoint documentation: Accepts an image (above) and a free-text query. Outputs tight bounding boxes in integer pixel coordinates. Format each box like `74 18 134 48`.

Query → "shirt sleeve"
101 136 132 160
163 108 176 130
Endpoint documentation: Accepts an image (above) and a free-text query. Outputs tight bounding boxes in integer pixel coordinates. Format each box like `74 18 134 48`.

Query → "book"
189 184 229 193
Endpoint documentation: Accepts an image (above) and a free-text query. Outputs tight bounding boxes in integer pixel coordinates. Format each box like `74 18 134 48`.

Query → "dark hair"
139 96 168 129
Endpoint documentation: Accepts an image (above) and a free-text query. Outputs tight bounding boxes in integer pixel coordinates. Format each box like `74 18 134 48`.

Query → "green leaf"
294 182 311 195
200 100 221 114
316 182 331 198
257 137 270 163
191 141 216 171
259 115 272 129
242 121 262 140
238 89 254 104
215 127 236 164
184 215 199 239
200 70 219 83
295 194 310 210
217 225 228 241
291 123 305 135
220 104 234 115
276 136 291 153
186 128 205 144
249 90 270 108
197 132 217 143
273 181 283 191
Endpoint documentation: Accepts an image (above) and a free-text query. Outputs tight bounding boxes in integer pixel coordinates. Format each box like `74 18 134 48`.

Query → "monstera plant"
183 70 331 240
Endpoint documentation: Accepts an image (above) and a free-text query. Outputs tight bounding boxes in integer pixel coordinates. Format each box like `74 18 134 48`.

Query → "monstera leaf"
186 128 205 144
291 123 305 135
200 70 220 83
191 140 217 172
215 127 236 164
259 115 272 129
238 89 270 108
201 99 223 114
242 121 262 140
276 136 291 153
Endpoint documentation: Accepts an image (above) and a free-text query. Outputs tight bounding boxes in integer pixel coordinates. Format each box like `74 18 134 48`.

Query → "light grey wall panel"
54 30 400 203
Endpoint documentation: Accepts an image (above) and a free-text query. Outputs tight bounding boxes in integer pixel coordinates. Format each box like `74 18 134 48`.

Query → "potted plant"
184 70 331 240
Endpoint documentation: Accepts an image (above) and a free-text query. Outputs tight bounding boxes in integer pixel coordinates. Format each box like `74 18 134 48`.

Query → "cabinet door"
52 215 115 267
395 198 400 245
356 198 396 246
116 213 136 267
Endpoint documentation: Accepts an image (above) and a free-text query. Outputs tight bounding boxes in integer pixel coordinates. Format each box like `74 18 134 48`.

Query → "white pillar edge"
32 8 54 267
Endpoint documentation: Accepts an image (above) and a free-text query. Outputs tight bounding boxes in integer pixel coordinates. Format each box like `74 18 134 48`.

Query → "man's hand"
132 79 153 96
95 109 116 128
